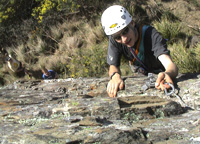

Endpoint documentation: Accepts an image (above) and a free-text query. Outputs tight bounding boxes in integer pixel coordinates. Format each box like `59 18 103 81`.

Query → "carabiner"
164 82 175 96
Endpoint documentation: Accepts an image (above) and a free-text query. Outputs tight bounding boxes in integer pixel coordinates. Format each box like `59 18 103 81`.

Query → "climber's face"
112 22 138 47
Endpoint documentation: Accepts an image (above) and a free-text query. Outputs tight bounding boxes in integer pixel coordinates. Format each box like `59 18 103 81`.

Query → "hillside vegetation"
0 0 200 86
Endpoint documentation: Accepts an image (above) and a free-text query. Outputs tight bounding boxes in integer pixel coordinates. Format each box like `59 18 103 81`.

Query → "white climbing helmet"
101 5 132 36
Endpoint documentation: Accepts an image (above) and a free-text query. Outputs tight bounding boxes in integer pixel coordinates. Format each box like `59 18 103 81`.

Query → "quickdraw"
141 73 156 91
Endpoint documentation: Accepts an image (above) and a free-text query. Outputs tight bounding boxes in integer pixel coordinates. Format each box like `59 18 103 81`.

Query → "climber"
101 5 178 97
41 67 58 79
0 48 31 78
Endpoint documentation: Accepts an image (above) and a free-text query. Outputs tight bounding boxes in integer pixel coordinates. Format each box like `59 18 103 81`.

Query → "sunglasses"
112 26 130 40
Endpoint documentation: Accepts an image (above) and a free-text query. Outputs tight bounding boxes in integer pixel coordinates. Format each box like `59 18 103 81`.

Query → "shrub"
169 42 200 73
32 0 80 23
67 42 108 78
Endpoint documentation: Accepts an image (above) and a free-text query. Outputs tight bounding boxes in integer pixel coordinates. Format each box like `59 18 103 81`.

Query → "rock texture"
0 73 200 144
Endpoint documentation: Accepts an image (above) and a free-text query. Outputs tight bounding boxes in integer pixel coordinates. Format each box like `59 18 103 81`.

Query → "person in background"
101 5 178 97
0 48 31 78
41 67 58 79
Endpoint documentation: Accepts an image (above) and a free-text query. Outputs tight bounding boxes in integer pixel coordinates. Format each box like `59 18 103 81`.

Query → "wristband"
110 72 118 79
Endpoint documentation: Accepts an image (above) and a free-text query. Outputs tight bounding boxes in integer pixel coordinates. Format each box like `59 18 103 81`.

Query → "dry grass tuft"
153 16 182 41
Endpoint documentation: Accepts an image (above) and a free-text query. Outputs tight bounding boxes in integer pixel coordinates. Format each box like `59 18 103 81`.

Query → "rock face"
0 73 200 144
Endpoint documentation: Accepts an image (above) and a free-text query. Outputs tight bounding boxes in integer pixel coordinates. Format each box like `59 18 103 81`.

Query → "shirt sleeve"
150 27 170 58
107 36 122 67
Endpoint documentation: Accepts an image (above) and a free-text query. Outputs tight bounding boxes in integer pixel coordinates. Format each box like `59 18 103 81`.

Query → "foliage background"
0 0 200 86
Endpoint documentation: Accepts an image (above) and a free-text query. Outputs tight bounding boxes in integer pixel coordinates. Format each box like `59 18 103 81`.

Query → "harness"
129 25 149 74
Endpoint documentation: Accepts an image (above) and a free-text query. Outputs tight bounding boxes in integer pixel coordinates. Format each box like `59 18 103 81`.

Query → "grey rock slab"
0 73 200 143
